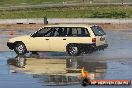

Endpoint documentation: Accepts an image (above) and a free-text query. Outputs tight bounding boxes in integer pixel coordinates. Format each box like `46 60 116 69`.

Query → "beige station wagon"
7 24 108 56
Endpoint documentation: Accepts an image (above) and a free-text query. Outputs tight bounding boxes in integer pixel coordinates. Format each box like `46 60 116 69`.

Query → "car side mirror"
31 33 36 37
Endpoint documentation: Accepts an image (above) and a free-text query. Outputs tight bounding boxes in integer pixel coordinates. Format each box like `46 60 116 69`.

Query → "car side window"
53 27 65 37
67 28 73 36
67 27 90 37
43 28 53 37
63 27 68 36
33 27 53 37
78 28 90 37
33 27 90 37
72 28 78 37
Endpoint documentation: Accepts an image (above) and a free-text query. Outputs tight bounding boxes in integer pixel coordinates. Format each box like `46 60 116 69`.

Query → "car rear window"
91 26 106 36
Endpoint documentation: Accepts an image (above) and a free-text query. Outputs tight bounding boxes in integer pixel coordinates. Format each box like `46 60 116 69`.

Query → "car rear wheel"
14 42 27 55
67 44 81 56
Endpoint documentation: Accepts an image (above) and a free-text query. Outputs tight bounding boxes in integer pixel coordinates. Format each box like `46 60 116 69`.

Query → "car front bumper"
7 42 14 50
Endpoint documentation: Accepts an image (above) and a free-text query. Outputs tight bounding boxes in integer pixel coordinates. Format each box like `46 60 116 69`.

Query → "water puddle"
7 55 107 86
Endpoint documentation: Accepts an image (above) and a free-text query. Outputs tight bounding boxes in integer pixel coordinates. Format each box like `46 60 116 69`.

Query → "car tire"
14 42 27 55
67 44 81 56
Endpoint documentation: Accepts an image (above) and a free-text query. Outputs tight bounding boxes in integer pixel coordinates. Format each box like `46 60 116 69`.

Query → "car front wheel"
14 42 27 55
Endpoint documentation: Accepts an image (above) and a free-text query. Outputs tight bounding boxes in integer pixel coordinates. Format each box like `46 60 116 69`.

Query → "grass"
0 6 132 19
0 0 131 6
0 0 65 6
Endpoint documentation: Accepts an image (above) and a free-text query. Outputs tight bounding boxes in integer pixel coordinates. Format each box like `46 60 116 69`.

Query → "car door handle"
63 39 66 40
45 39 49 40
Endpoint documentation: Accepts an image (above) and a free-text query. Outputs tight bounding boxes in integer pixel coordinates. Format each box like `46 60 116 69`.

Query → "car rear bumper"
80 43 108 53
7 42 14 50
93 44 108 50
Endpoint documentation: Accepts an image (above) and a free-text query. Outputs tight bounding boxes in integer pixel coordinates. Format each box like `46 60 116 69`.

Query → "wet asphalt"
0 30 132 88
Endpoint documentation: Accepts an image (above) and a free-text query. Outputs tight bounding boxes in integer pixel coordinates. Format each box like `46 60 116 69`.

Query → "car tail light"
92 38 96 43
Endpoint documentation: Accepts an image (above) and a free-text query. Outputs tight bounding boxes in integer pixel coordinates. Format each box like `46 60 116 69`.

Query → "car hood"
8 35 31 43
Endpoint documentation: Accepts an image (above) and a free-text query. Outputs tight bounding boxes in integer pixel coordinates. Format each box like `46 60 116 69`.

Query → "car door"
27 27 53 51
50 27 67 52
66 27 91 44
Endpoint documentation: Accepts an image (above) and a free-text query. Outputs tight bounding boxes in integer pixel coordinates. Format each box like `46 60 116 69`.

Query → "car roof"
44 24 93 28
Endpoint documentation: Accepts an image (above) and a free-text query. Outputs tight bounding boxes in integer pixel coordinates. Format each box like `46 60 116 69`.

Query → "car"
7 24 108 56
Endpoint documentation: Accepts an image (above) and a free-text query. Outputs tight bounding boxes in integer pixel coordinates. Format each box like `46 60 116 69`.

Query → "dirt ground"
0 23 132 30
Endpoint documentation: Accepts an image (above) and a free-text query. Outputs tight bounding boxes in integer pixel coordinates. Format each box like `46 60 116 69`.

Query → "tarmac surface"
0 29 132 87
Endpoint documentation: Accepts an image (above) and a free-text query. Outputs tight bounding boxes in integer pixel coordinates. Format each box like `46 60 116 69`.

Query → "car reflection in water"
7 55 107 86
7 55 26 68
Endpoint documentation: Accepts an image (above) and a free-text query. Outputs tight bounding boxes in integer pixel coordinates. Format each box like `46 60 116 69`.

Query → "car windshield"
91 26 106 36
